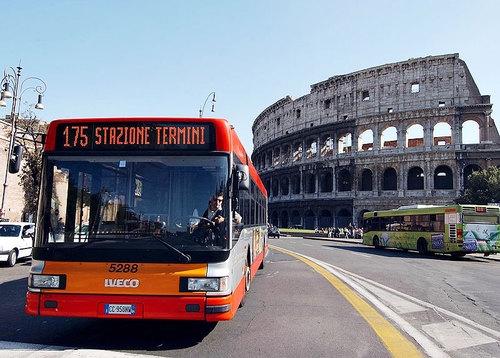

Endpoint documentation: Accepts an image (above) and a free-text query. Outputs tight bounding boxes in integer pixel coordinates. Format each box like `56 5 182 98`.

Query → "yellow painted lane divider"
271 245 423 358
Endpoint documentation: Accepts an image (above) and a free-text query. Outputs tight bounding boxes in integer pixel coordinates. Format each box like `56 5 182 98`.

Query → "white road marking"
302 244 313 247
422 321 497 351
349 252 370 258
360 280 426 314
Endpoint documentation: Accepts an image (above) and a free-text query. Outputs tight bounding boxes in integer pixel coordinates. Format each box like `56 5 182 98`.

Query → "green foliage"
459 167 500 205
20 148 42 218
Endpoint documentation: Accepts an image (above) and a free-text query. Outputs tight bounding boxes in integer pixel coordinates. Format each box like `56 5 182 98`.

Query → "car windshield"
0 225 21 237
38 155 230 251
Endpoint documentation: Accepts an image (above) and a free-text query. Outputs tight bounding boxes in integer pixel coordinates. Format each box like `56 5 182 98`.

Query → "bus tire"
7 250 17 267
417 238 428 255
239 258 251 308
373 236 380 249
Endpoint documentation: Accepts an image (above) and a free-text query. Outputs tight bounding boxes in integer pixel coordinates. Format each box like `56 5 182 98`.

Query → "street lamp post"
0 65 46 218
199 92 216 118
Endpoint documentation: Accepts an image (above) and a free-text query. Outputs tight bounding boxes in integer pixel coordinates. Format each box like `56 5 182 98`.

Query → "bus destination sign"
54 122 215 151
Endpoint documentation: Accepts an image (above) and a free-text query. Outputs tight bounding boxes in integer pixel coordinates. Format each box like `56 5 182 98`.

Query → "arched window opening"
463 164 482 189
338 133 352 154
360 169 373 191
358 129 374 151
433 122 452 146
337 209 352 228
305 210 315 230
319 210 332 228
406 124 424 147
267 151 273 167
293 143 303 162
408 167 424 190
291 210 301 227
280 177 289 195
304 173 316 194
273 148 280 166
282 145 291 165
320 171 333 192
381 127 397 149
292 175 301 194
280 211 289 228
338 169 351 192
306 139 317 159
271 211 279 227
321 135 333 157
434 165 453 189
462 120 480 144
382 168 397 190
271 179 279 197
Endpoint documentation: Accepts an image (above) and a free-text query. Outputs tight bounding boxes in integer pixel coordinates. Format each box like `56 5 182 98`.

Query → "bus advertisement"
25 117 268 321
362 205 500 257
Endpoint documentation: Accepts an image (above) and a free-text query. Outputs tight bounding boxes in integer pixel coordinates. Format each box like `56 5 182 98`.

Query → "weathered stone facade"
251 54 500 229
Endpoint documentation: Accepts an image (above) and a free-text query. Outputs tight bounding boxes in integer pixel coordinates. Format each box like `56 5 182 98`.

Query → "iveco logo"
104 278 140 288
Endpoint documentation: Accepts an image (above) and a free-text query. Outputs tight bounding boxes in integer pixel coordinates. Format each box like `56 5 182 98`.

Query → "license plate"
104 304 136 315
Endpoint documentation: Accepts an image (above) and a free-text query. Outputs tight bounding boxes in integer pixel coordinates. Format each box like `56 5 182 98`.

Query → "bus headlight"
29 274 66 289
183 277 229 292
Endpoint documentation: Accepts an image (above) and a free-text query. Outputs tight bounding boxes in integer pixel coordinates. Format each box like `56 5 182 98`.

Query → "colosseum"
251 53 500 229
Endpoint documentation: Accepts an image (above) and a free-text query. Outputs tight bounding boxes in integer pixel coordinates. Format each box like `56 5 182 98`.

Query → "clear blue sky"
1 0 499 153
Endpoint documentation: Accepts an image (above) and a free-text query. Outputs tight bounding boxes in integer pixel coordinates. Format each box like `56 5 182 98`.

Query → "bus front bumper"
25 292 236 321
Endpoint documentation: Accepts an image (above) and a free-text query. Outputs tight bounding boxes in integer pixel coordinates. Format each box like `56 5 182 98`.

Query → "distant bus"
362 205 500 256
26 117 268 321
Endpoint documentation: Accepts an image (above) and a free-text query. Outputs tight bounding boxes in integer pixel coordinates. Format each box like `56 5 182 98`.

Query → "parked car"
0 222 35 267
268 226 280 238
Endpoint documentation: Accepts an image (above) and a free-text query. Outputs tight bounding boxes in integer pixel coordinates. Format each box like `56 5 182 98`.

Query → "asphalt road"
1 237 499 357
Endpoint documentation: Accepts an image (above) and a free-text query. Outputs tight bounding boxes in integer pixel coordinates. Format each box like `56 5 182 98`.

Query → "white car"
0 222 35 267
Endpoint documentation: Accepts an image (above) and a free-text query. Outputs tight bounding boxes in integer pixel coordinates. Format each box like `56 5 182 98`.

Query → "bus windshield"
38 155 230 253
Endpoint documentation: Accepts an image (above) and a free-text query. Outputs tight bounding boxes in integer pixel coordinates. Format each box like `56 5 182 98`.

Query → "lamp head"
35 94 44 110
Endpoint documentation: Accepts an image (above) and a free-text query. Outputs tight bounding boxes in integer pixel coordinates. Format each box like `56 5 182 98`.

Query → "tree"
459 166 500 204
16 108 47 221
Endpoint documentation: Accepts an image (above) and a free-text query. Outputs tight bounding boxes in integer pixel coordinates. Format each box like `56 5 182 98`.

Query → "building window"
411 83 420 93
276 117 280 126
362 91 370 101
324 99 331 109
296 109 301 118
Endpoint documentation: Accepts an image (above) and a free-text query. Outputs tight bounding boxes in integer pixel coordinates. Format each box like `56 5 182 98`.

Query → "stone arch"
293 142 303 162
282 145 291 164
381 126 397 149
306 138 317 159
270 211 279 227
360 169 373 191
280 211 289 228
304 173 316 194
406 124 424 147
280 176 289 195
434 165 453 189
273 148 280 166
337 208 352 228
382 167 397 190
463 164 482 189
321 134 334 157
320 170 333 192
338 169 352 192
271 178 279 196
462 120 480 144
291 210 301 227
338 132 352 154
433 122 452 146
292 174 301 194
305 209 315 230
408 166 424 190
358 129 374 151
319 210 333 228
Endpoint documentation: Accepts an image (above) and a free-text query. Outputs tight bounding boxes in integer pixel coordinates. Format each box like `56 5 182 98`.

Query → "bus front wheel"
417 238 428 255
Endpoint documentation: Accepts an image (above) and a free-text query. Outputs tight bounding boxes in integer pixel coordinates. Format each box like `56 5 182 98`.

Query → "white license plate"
104 304 136 315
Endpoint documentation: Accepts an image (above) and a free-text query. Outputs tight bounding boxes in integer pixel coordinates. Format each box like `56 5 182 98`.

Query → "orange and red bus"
26 117 268 321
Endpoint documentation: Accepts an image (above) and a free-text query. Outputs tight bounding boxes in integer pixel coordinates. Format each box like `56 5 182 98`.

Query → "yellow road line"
271 245 423 358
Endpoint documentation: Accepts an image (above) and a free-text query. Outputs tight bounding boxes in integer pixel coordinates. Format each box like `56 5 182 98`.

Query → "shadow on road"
322 243 494 263
0 276 217 351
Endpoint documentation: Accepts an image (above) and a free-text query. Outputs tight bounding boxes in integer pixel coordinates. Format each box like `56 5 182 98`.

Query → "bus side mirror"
9 145 24 174
235 164 250 191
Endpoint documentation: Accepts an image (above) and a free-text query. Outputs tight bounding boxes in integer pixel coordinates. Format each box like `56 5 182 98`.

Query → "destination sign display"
54 122 215 151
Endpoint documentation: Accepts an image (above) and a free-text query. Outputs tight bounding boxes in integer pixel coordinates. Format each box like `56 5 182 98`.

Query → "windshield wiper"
150 235 191 263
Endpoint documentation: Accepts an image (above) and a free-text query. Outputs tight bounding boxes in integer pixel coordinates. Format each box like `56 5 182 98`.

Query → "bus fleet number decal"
108 264 138 273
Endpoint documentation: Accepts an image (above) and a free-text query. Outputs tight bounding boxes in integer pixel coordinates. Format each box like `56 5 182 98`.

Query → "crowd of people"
314 224 363 239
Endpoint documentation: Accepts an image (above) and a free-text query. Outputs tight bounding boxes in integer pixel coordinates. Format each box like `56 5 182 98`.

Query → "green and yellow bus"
362 205 500 256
